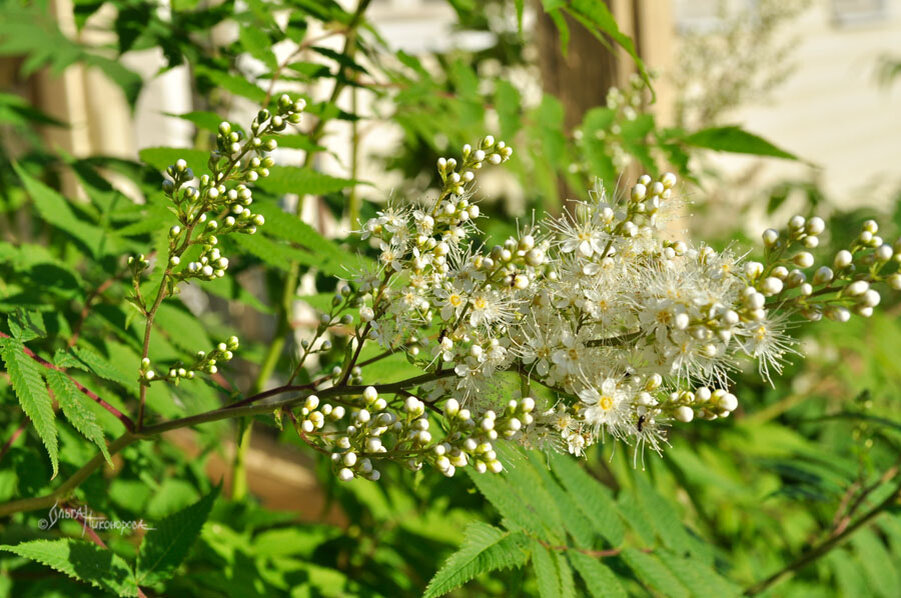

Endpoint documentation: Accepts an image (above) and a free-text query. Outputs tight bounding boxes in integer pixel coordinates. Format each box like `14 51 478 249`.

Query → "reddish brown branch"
0 331 135 432
0 421 27 463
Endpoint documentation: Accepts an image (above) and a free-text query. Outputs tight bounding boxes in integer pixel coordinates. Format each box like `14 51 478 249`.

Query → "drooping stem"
0 368 457 518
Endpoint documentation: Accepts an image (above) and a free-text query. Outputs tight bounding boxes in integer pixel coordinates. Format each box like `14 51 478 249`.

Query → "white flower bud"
445 398 460 416
793 252 814 268
861 289 881 307
845 280 869 296
674 406 694 423
744 261 764 279
813 266 833 285
717 393 738 412
762 229 779 247
834 250 853 269
761 277 783 296
806 216 825 235
825 306 851 322
363 386 378 403
875 244 893 262
338 468 354 482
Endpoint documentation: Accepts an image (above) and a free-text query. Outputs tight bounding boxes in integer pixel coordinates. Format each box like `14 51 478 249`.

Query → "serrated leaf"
0 337 58 478
532 541 561 598
565 0 652 91
568 551 626 598
621 549 689 598
12 162 109 257
8 308 46 341
423 522 529 598
851 527 900 598
252 201 373 275
554 550 577 597
681 126 799 160
70 345 137 394
44 369 112 466
165 110 226 133
255 165 356 196
0 539 137 596
136 486 219 585
467 470 547 538
633 474 693 553
655 551 741 597
153 302 211 353
548 452 624 546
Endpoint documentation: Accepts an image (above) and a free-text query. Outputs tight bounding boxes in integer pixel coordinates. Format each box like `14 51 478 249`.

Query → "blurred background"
2 0 901 595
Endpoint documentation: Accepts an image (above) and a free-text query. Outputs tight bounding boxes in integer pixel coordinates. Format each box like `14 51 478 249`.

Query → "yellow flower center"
450 294 463 307
473 297 487 310
599 396 614 410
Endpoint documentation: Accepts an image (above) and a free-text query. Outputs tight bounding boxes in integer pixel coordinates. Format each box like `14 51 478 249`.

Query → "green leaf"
0 539 138 596
153 302 211 354
238 27 277 69
621 549 689 598
165 110 230 134
423 522 530 598
851 527 900 598
548 452 624 546
568 551 626 598
136 486 219 585
0 337 58 478
253 201 373 275
255 165 357 196
70 345 137 394
680 126 799 160
231 233 338 274
467 470 547 538
44 369 112 465
138 146 212 176
12 162 110 257
7 309 46 342
632 474 693 553
195 65 266 103
532 541 561 598
655 551 742 597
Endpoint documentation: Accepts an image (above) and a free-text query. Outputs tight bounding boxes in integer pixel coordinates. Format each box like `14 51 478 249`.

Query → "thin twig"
0 331 135 432
744 478 901 595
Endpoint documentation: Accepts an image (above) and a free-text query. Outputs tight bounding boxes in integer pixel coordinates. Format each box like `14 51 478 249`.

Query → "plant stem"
743 478 901 595
0 368 456 518
229 0 373 500
0 331 135 432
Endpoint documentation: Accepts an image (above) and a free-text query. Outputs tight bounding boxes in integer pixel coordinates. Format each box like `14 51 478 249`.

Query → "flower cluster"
139 336 240 384
130 96 303 390
282 140 897 479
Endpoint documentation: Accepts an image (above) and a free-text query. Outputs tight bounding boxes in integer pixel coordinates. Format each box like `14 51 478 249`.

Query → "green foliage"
0 539 139 596
423 522 529 598
0 336 58 478
428 449 745 596
1 1 899 597
135 487 219 585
